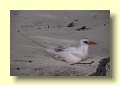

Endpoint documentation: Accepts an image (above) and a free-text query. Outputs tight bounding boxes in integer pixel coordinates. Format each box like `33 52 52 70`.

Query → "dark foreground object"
89 57 110 76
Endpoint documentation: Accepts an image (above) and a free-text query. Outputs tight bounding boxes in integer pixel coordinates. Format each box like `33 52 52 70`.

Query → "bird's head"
79 38 97 46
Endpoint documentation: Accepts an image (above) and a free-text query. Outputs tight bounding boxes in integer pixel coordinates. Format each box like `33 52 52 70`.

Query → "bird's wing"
69 50 81 55
46 43 71 53
69 51 82 59
55 43 71 49
71 52 81 56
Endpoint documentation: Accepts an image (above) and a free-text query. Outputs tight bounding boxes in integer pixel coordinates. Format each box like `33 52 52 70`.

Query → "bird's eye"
84 41 88 44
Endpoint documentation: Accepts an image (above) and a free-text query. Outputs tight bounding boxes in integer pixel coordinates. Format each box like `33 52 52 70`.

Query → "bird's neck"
78 45 89 55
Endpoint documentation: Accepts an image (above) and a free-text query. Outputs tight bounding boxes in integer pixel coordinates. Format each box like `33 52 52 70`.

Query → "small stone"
74 19 78 21
17 68 20 70
76 26 88 31
29 60 32 63
67 22 74 27
38 28 41 29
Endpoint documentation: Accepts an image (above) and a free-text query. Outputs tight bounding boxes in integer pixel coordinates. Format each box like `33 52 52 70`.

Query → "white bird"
46 39 97 64
18 32 97 64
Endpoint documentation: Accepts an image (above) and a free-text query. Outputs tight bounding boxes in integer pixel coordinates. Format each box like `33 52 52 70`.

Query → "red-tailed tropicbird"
46 39 97 64
18 31 97 64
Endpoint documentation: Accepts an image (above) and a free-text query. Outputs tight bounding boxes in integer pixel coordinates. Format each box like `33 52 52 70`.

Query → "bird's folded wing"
70 51 81 55
55 43 71 49
70 51 82 58
44 44 69 50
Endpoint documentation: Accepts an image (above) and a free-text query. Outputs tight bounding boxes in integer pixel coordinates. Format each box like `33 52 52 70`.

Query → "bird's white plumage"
45 39 96 64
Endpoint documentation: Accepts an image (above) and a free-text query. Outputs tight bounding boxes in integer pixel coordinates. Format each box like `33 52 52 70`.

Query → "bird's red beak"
88 41 97 45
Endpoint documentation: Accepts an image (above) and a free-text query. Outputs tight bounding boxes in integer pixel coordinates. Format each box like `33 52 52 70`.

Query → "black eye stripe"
84 41 88 44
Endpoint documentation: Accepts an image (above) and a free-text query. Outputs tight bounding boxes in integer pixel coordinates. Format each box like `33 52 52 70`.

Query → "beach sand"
10 10 110 76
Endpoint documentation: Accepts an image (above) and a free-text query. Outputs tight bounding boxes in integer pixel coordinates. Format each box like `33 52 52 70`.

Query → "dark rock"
29 60 32 63
67 22 74 27
74 19 78 21
17 68 20 70
38 28 41 29
76 26 91 31
89 57 110 76
76 26 86 31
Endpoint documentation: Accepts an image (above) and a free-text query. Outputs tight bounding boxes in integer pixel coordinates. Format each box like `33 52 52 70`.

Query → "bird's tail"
46 48 55 54
18 31 69 51
18 31 53 49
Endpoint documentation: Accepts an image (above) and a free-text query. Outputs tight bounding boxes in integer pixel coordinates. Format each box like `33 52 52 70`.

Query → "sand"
10 10 110 76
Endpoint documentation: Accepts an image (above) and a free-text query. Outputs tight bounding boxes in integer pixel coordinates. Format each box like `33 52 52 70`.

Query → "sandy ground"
10 10 110 76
